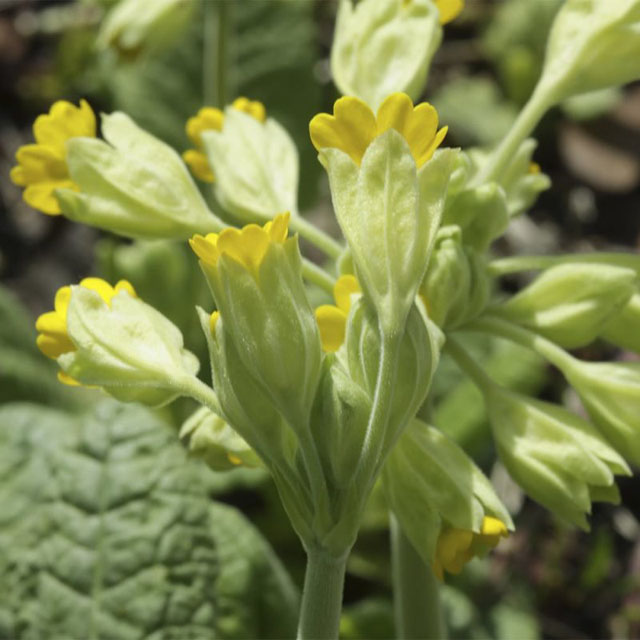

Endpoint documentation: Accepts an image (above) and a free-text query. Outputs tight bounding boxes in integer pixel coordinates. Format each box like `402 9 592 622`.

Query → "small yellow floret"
35 278 136 385
183 97 267 183
10 99 96 215
309 93 447 168
433 516 508 580
315 274 360 352
189 213 290 276
435 0 464 24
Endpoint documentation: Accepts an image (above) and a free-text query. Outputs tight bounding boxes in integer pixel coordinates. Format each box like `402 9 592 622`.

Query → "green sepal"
540 0 640 104
494 263 637 348
601 292 640 353
58 287 199 407
484 385 630 529
331 0 441 110
560 358 640 467
202 108 299 223
322 133 457 334
58 112 221 239
200 238 322 427
383 418 513 566
180 406 263 471
420 226 491 328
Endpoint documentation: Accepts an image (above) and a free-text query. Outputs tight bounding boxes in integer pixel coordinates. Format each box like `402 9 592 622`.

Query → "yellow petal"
436 528 473 567
217 225 270 273
23 182 69 215
315 305 348 352
186 107 224 147
309 96 377 166
210 310 220 333
57 370 82 386
232 97 267 123
376 92 415 138
227 453 243 466
114 280 137 298
264 212 290 243
333 274 360 313
33 99 96 153
480 516 508 537
435 0 464 24
189 234 220 265
79 277 116 305
183 149 215 182
12 144 67 182
54 286 71 315
416 125 448 168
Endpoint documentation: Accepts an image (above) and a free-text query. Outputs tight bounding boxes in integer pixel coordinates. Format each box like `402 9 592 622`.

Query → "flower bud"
331 0 441 110
96 0 195 58
57 112 221 239
484 385 630 529
179 406 262 471
495 263 636 348
420 226 490 328
311 93 457 333
35 277 199 407
190 214 322 426
558 358 640 467
384 418 512 579
198 102 299 224
539 0 640 104
10 100 96 215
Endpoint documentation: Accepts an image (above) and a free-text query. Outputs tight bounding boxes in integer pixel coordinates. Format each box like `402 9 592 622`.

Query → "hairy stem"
290 215 344 261
391 515 446 640
203 0 228 107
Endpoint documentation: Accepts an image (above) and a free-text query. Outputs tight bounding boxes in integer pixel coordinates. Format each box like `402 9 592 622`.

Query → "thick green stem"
177 374 223 414
391 515 446 640
302 258 336 295
203 0 228 107
473 86 551 186
489 253 640 277
297 548 348 640
290 215 344 261
444 336 498 396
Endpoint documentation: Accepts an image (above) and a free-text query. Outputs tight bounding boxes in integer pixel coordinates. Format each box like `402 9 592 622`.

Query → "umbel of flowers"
11 0 640 637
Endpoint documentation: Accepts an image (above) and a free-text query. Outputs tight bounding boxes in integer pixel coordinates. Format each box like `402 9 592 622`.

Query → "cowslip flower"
36 277 136 385
315 275 361 352
434 516 508 580
309 92 447 169
182 97 266 182
10 100 96 215
434 0 464 24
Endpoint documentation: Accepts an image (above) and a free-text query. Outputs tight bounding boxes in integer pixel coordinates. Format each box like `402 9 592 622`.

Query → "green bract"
484 385 630 529
58 112 222 239
331 0 441 110
494 263 637 348
540 0 640 103
202 108 299 223
384 418 513 567
180 406 263 471
322 133 457 334
59 286 200 406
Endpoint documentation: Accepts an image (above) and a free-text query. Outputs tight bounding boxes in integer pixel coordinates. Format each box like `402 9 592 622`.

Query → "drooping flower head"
10 100 97 215
182 97 267 182
189 212 289 277
315 275 361 352
309 92 447 169
36 277 136 385
433 516 508 580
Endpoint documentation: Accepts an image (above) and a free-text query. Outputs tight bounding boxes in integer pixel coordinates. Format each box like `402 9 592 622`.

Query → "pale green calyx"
494 263 637 348
57 112 222 239
539 0 640 104
180 406 262 471
202 107 299 223
59 285 200 407
384 418 513 578
331 0 441 110
322 133 457 334
96 0 195 57
601 292 640 354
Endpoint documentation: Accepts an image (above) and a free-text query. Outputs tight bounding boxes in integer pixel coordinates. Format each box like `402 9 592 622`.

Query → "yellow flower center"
10 99 96 215
36 278 136 385
435 0 464 25
315 275 361 352
190 213 290 276
433 516 508 580
309 92 447 168
182 97 267 183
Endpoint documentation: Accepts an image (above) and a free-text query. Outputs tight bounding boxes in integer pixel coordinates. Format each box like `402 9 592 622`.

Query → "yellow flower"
189 212 289 277
435 0 464 25
36 277 136 385
10 99 96 215
433 516 508 580
309 92 447 168
182 97 267 183
315 275 361 352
